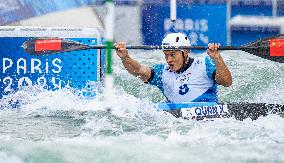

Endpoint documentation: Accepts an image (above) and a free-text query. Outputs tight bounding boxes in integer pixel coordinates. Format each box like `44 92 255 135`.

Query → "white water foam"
0 50 283 162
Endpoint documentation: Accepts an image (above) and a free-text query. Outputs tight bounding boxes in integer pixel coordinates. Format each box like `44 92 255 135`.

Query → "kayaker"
115 32 232 105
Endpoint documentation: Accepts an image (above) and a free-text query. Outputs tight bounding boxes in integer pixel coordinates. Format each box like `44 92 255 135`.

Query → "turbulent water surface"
0 50 284 163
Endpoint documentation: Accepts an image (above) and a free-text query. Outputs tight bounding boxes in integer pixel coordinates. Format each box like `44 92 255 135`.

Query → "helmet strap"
176 50 189 73
182 51 188 66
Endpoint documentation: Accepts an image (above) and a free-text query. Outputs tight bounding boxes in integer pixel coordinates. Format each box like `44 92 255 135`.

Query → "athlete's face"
163 50 185 72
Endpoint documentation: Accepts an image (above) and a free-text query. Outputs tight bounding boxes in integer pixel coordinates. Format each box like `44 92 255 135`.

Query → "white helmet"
162 33 191 50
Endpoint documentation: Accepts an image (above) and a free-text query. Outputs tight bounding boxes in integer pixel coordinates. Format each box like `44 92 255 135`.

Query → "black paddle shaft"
22 35 284 63
86 45 241 50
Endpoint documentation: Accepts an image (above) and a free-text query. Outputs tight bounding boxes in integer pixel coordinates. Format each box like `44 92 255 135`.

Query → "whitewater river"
0 50 283 163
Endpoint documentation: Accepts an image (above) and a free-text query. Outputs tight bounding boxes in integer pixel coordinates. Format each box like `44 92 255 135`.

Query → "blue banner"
143 0 226 5
231 0 273 17
0 37 102 98
277 1 284 16
231 25 280 46
142 4 227 46
0 25 105 99
94 0 137 5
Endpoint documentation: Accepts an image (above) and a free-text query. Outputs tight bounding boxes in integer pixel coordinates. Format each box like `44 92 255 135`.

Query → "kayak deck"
156 102 284 121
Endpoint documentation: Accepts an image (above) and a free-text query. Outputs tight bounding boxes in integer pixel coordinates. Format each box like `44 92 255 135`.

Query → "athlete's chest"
175 69 203 84
163 61 207 85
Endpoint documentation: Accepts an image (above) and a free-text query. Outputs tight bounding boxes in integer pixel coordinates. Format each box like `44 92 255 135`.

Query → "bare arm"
207 43 232 87
115 42 152 82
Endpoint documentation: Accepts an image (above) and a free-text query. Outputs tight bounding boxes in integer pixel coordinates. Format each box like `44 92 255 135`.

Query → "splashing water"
0 50 283 163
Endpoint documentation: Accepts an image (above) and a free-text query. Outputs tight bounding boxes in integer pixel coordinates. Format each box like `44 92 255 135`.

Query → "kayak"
156 102 284 121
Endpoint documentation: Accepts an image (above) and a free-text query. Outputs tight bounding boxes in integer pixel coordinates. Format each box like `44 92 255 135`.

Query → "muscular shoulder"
146 64 166 84
153 64 166 71
204 56 216 80
190 57 216 80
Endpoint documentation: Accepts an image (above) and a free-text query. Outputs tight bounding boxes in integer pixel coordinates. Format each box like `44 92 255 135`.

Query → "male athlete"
115 33 232 108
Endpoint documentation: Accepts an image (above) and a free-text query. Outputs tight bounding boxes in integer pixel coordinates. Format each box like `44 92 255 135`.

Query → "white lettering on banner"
37 76 47 88
51 77 65 89
164 19 174 31
17 58 27 74
18 77 32 87
3 76 13 92
164 18 209 45
200 19 208 32
199 33 208 45
1 57 65 92
185 19 193 31
174 19 184 31
45 59 49 73
31 59 42 73
1 58 62 74
52 58 62 73
3 58 13 73
1 76 67 93
189 32 198 45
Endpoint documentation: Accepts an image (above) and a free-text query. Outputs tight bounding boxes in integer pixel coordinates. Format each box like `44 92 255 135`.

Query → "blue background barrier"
277 1 284 16
0 27 104 98
231 0 273 17
93 0 137 5
230 25 280 46
143 0 226 5
142 1 227 47
1 0 283 47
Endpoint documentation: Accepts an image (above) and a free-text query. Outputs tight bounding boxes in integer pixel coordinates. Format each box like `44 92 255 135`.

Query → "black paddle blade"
22 38 90 55
240 34 284 63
